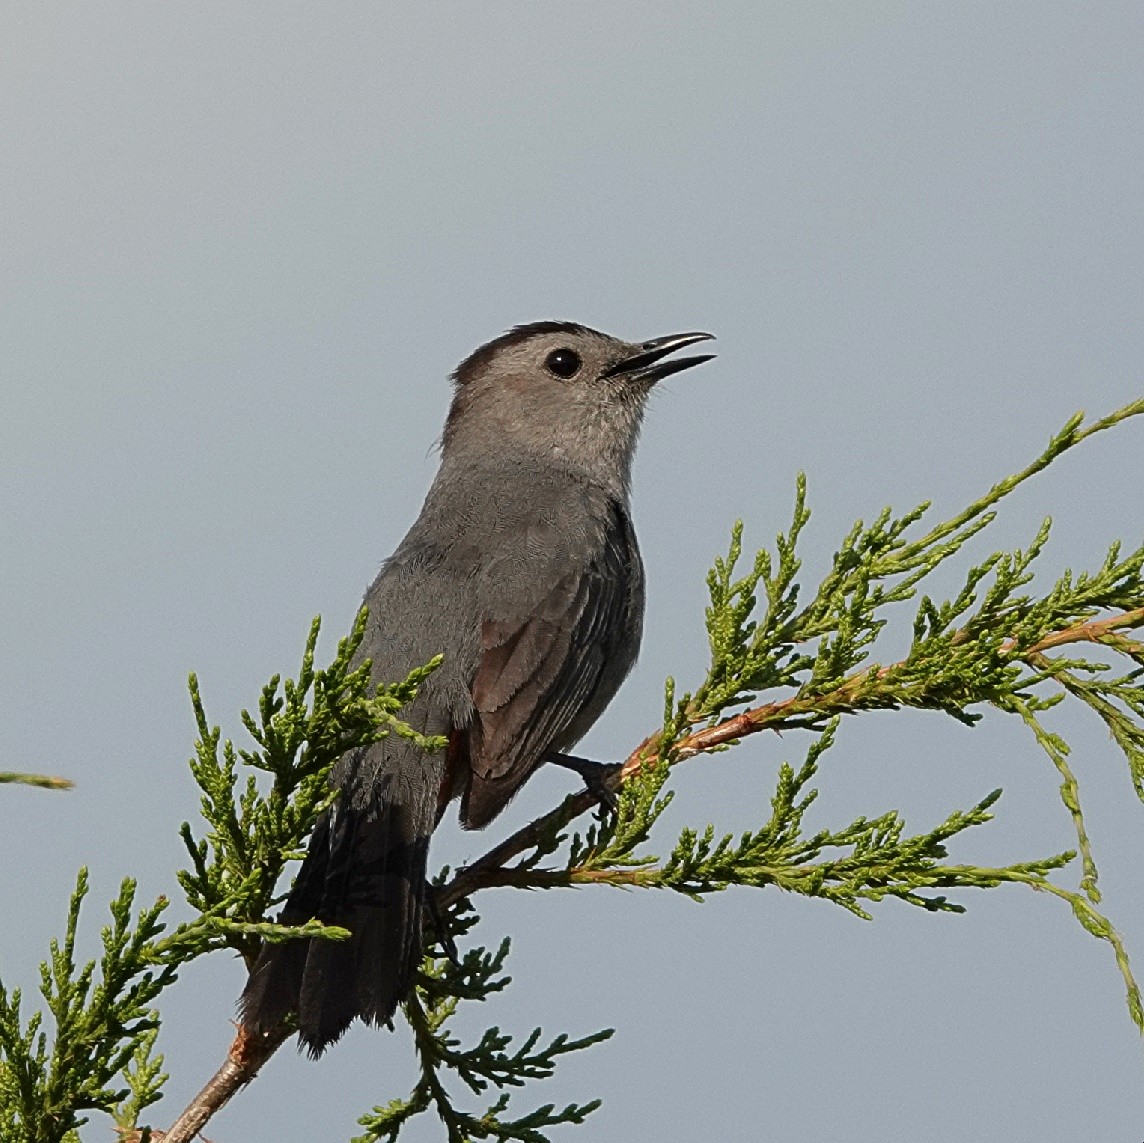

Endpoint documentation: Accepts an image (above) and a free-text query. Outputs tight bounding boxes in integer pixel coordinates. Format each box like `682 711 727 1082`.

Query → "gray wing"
462 497 643 828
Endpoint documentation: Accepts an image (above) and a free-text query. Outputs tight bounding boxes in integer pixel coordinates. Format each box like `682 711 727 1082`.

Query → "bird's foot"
546 752 622 813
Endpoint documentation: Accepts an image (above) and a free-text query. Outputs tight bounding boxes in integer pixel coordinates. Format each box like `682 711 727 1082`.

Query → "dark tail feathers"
239 776 431 1056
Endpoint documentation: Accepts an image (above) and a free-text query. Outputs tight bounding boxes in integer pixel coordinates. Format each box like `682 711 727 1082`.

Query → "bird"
239 321 715 1055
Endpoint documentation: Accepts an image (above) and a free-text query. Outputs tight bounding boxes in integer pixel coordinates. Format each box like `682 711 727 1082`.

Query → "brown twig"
161 1024 291 1143
1023 605 1144 653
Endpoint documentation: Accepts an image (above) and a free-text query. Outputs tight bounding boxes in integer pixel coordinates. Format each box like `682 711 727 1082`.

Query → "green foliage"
0 773 73 790
110 1028 167 1139
175 610 445 964
2 398 1142 1141
356 907 611 1143
577 724 1074 917
0 872 173 1143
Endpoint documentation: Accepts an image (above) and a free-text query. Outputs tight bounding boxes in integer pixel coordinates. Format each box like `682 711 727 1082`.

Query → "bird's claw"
546 752 622 814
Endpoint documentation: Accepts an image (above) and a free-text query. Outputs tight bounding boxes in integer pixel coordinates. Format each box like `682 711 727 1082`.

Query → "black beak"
602 331 716 383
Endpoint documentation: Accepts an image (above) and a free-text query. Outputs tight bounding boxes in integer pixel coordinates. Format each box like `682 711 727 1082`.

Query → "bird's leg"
424 883 460 967
545 751 622 813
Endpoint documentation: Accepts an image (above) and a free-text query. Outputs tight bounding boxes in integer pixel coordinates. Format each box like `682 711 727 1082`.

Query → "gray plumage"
239 321 714 1055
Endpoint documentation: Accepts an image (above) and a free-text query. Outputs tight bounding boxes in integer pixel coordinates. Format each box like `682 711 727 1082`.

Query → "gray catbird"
239 321 715 1054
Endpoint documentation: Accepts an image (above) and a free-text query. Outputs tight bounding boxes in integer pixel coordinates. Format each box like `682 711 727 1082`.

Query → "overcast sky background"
2 4 1143 1141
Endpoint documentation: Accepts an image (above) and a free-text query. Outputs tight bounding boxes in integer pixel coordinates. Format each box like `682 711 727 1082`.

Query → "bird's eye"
545 348 582 378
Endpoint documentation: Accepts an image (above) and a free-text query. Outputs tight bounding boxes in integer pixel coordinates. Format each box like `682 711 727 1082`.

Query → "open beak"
602 331 716 383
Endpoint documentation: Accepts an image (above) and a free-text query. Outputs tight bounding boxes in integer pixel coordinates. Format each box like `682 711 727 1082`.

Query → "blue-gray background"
2 4 1142 1140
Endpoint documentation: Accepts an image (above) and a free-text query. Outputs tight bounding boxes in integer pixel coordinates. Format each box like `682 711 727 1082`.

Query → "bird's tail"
239 770 433 1056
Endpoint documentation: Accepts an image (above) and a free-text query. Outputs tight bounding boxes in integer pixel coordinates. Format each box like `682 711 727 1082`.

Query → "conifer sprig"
174 611 444 964
0 773 73 790
569 723 1074 915
0 872 175 1143
356 939 611 1143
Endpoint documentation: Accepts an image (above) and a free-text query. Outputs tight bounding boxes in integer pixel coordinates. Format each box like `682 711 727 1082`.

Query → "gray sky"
2 3 1143 1140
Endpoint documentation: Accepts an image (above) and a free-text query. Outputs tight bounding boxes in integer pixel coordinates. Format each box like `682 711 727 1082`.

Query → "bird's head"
442 321 715 493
